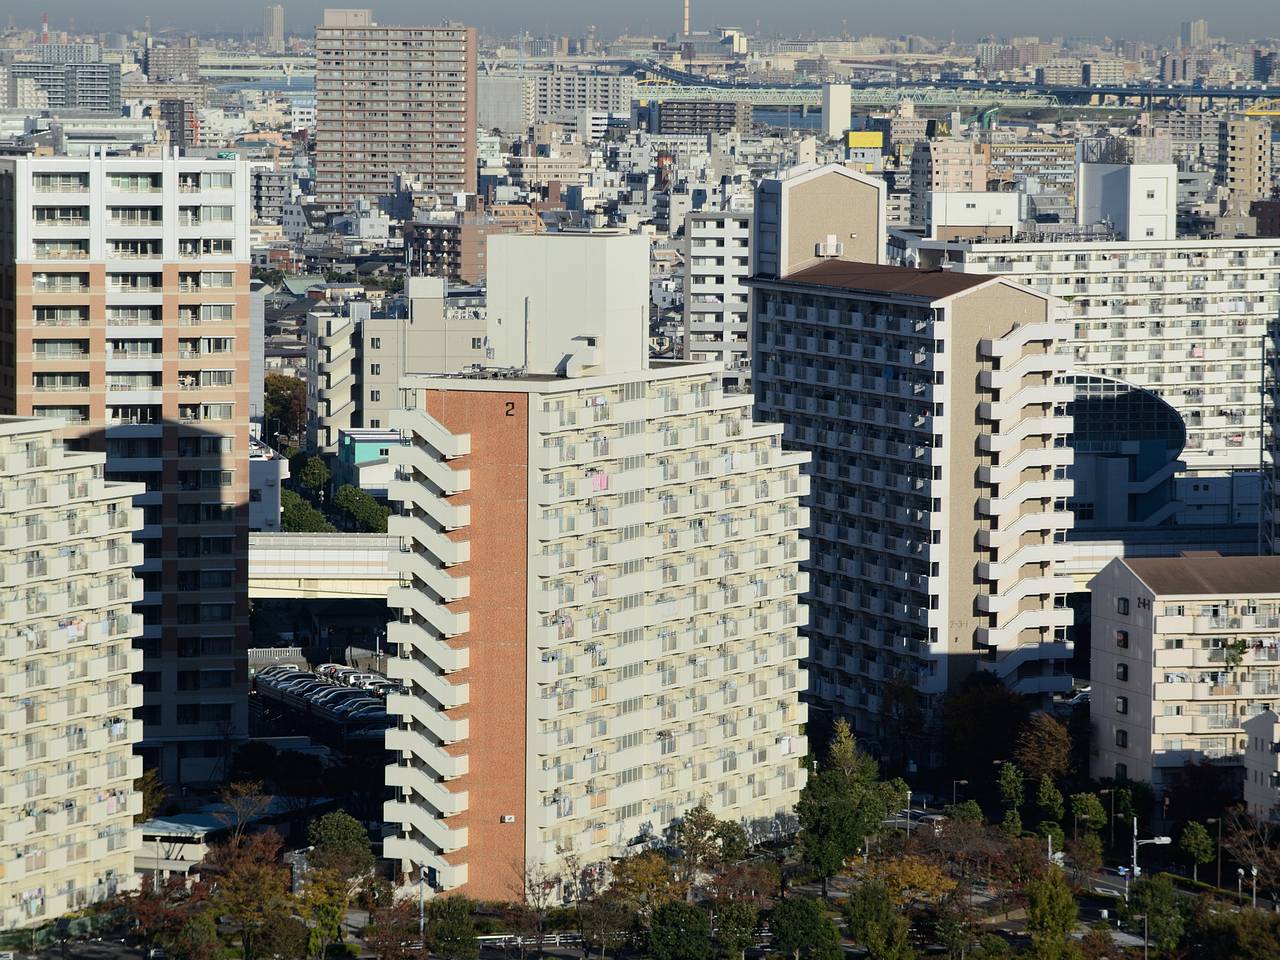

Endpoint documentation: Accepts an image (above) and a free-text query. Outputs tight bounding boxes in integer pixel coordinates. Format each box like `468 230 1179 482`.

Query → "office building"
264 4 286 53
821 84 851 141
1243 709 1280 822
0 416 145 928
750 164 1075 745
911 228 1280 534
649 100 752 136
314 8 477 211
306 279 487 452
534 71 635 122
385 233 809 896
0 156 252 783
682 209 752 390
1089 554 1280 790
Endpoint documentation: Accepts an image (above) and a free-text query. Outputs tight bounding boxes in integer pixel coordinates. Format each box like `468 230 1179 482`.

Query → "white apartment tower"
682 209 753 391
911 228 1280 536
0 417 145 927
0 155 253 783
385 234 810 897
751 165 1075 750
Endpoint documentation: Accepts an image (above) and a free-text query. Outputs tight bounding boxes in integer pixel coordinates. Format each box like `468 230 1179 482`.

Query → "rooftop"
760 260 992 300
1125 555 1280 596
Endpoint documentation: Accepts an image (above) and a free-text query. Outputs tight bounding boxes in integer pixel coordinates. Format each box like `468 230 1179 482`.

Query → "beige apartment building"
0 155 252 783
385 234 809 896
306 279 486 453
1216 118 1270 208
1090 554 1280 791
314 8 477 211
0 417 145 928
910 139 990 227
750 164 1075 751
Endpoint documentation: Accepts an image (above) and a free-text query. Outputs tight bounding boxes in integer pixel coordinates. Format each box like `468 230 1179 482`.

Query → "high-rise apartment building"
1089 554 1280 790
909 139 990 227
314 8 477 211
7 62 121 112
910 231 1280 533
0 156 252 783
143 44 201 83
683 209 752 391
533 70 635 123
0 416 145 927
385 233 809 896
1216 118 1270 207
750 165 1075 747
263 4 286 53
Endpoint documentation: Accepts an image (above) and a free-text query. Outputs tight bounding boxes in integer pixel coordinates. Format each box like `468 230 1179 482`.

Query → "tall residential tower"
0 155 252 783
385 234 810 896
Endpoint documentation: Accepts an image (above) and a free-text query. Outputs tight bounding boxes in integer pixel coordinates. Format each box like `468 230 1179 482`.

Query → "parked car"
315 663 346 678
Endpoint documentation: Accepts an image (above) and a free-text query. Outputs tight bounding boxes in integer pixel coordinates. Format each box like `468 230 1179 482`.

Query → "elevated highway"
249 533 396 599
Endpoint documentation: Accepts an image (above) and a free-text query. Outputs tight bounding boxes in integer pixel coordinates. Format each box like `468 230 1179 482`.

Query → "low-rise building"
1089 554 1280 791
1243 708 1280 822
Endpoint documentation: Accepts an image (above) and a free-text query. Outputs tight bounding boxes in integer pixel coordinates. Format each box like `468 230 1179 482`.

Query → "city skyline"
7 1 1279 42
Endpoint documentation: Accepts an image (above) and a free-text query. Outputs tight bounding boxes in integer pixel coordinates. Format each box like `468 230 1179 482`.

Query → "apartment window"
1116 630 1129 649
370 390 381 402
370 337 381 349
1115 663 1129 682
1115 762 1128 780
370 364 381 375
1117 597 1130 615
1115 696 1129 715
1115 729 1128 748
471 337 483 349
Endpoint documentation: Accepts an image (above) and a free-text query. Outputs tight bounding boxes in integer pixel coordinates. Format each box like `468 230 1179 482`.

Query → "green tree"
1069 793 1107 838
997 762 1025 811
771 897 838 960
1185 903 1280 960
714 900 758 960
1037 776 1065 824
1024 868 1077 960
1000 808 1023 838
1178 822 1215 883
425 895 478 960
205 832 294 960
299 455 331 496
1016 714 1073 781
942 673 1030 780
1128 874 1184 953
308 810 374 880
281 489 336 532
796 768 876 896
715 819 750 864
944 799 984 824
170 911 221 960
648 902 712 960
135 768 168 822
264 372 306 446
1037 821 1065 858
333 483 390 533
1065 833 1103 881
841 881 915 960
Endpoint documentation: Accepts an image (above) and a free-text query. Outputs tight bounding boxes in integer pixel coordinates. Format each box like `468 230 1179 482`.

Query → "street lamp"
905 788 912 835
1238 867 1245 904
1206 817 1223 890
1099 788 1117 849
952 779 969 806
1130 816 1171 902
1251 865 1258 908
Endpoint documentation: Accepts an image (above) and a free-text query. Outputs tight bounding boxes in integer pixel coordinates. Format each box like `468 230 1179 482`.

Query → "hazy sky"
16 1 1278 42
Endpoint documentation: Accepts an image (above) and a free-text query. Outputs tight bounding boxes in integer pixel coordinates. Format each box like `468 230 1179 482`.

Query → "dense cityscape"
2 3 1280 958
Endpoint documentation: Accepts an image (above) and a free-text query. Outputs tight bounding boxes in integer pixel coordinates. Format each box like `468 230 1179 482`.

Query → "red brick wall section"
426 388 529 900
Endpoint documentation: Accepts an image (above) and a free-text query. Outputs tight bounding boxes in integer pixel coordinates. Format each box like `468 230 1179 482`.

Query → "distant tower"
40 12 48 43
683 0 689 37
